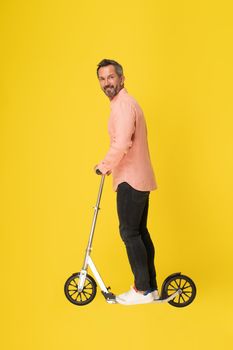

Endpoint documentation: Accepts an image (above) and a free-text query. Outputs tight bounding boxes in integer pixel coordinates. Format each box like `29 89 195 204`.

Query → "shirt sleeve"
97 100 136 174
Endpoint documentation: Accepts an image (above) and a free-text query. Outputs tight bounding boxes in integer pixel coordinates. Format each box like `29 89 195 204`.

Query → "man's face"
97 65 125 99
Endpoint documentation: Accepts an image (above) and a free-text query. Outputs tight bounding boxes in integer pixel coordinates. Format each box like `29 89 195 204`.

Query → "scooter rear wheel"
64 272 97 306
164 274 196 307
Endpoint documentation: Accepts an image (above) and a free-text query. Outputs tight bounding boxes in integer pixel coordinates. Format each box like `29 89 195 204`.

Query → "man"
95 59 159 305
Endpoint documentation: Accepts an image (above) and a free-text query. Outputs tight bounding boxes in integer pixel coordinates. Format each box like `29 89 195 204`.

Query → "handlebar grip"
95 168 102 175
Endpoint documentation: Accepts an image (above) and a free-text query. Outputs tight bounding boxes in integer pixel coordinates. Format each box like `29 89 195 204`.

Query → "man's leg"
116 182 151 291
140 197 158 291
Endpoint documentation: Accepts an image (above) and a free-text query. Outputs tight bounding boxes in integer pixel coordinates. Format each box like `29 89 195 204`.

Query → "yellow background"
1 0 233 349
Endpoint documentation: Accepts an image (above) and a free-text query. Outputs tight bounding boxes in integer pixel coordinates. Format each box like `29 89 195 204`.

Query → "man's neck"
109 86 124 101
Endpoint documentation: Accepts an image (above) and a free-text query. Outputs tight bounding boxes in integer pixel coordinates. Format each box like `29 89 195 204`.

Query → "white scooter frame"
64 175 196 307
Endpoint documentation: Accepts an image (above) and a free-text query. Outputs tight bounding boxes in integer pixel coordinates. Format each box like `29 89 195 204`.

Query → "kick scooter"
64 175 197 307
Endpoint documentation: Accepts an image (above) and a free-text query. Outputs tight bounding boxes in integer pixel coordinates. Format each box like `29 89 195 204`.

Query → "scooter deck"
105 290 181 304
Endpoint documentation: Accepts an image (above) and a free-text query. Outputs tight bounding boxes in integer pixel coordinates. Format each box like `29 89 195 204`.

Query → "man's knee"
119 226 139 243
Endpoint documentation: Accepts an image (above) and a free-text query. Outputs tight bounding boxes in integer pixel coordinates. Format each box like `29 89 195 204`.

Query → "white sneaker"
151 290 160 300
116 286 154 305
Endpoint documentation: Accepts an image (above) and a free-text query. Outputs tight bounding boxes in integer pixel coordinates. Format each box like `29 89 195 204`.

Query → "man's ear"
121 75 125 86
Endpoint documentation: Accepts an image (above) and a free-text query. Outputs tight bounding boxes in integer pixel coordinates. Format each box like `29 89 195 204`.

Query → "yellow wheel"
164 275 196 307
64 273 97 306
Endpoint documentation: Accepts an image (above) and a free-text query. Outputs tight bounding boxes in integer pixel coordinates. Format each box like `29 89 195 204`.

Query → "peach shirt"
97 88 158 192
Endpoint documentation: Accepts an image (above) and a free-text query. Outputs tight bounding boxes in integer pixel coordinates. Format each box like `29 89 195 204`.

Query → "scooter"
64 175 197 307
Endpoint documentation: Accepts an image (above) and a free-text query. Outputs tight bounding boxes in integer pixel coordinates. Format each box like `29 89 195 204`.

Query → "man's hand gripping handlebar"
94 165 111 176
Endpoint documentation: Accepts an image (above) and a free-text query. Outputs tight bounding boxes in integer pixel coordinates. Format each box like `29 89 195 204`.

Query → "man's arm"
96 100 136 175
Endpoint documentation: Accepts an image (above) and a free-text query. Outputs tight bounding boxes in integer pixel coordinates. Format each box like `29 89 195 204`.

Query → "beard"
103 85 119 98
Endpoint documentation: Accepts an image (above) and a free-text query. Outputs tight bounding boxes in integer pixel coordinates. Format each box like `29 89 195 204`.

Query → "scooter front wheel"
164 274 196 307
64 272 97 306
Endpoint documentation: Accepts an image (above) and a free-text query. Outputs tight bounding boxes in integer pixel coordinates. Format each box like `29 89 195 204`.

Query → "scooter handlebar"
95 168 103 175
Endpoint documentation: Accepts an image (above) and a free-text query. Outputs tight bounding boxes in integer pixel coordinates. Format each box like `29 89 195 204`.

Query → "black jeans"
116 182 157 291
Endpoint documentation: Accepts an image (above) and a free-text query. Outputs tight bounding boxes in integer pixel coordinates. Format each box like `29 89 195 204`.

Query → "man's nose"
104 79 110 87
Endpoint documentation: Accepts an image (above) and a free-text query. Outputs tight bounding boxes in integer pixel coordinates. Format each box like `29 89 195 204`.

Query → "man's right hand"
93 165 111 176
94 165 102 175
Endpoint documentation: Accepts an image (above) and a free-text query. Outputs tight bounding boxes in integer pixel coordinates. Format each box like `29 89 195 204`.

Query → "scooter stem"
82 175 105 270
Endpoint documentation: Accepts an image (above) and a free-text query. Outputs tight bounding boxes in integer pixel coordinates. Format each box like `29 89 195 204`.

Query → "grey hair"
97 59 123 77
